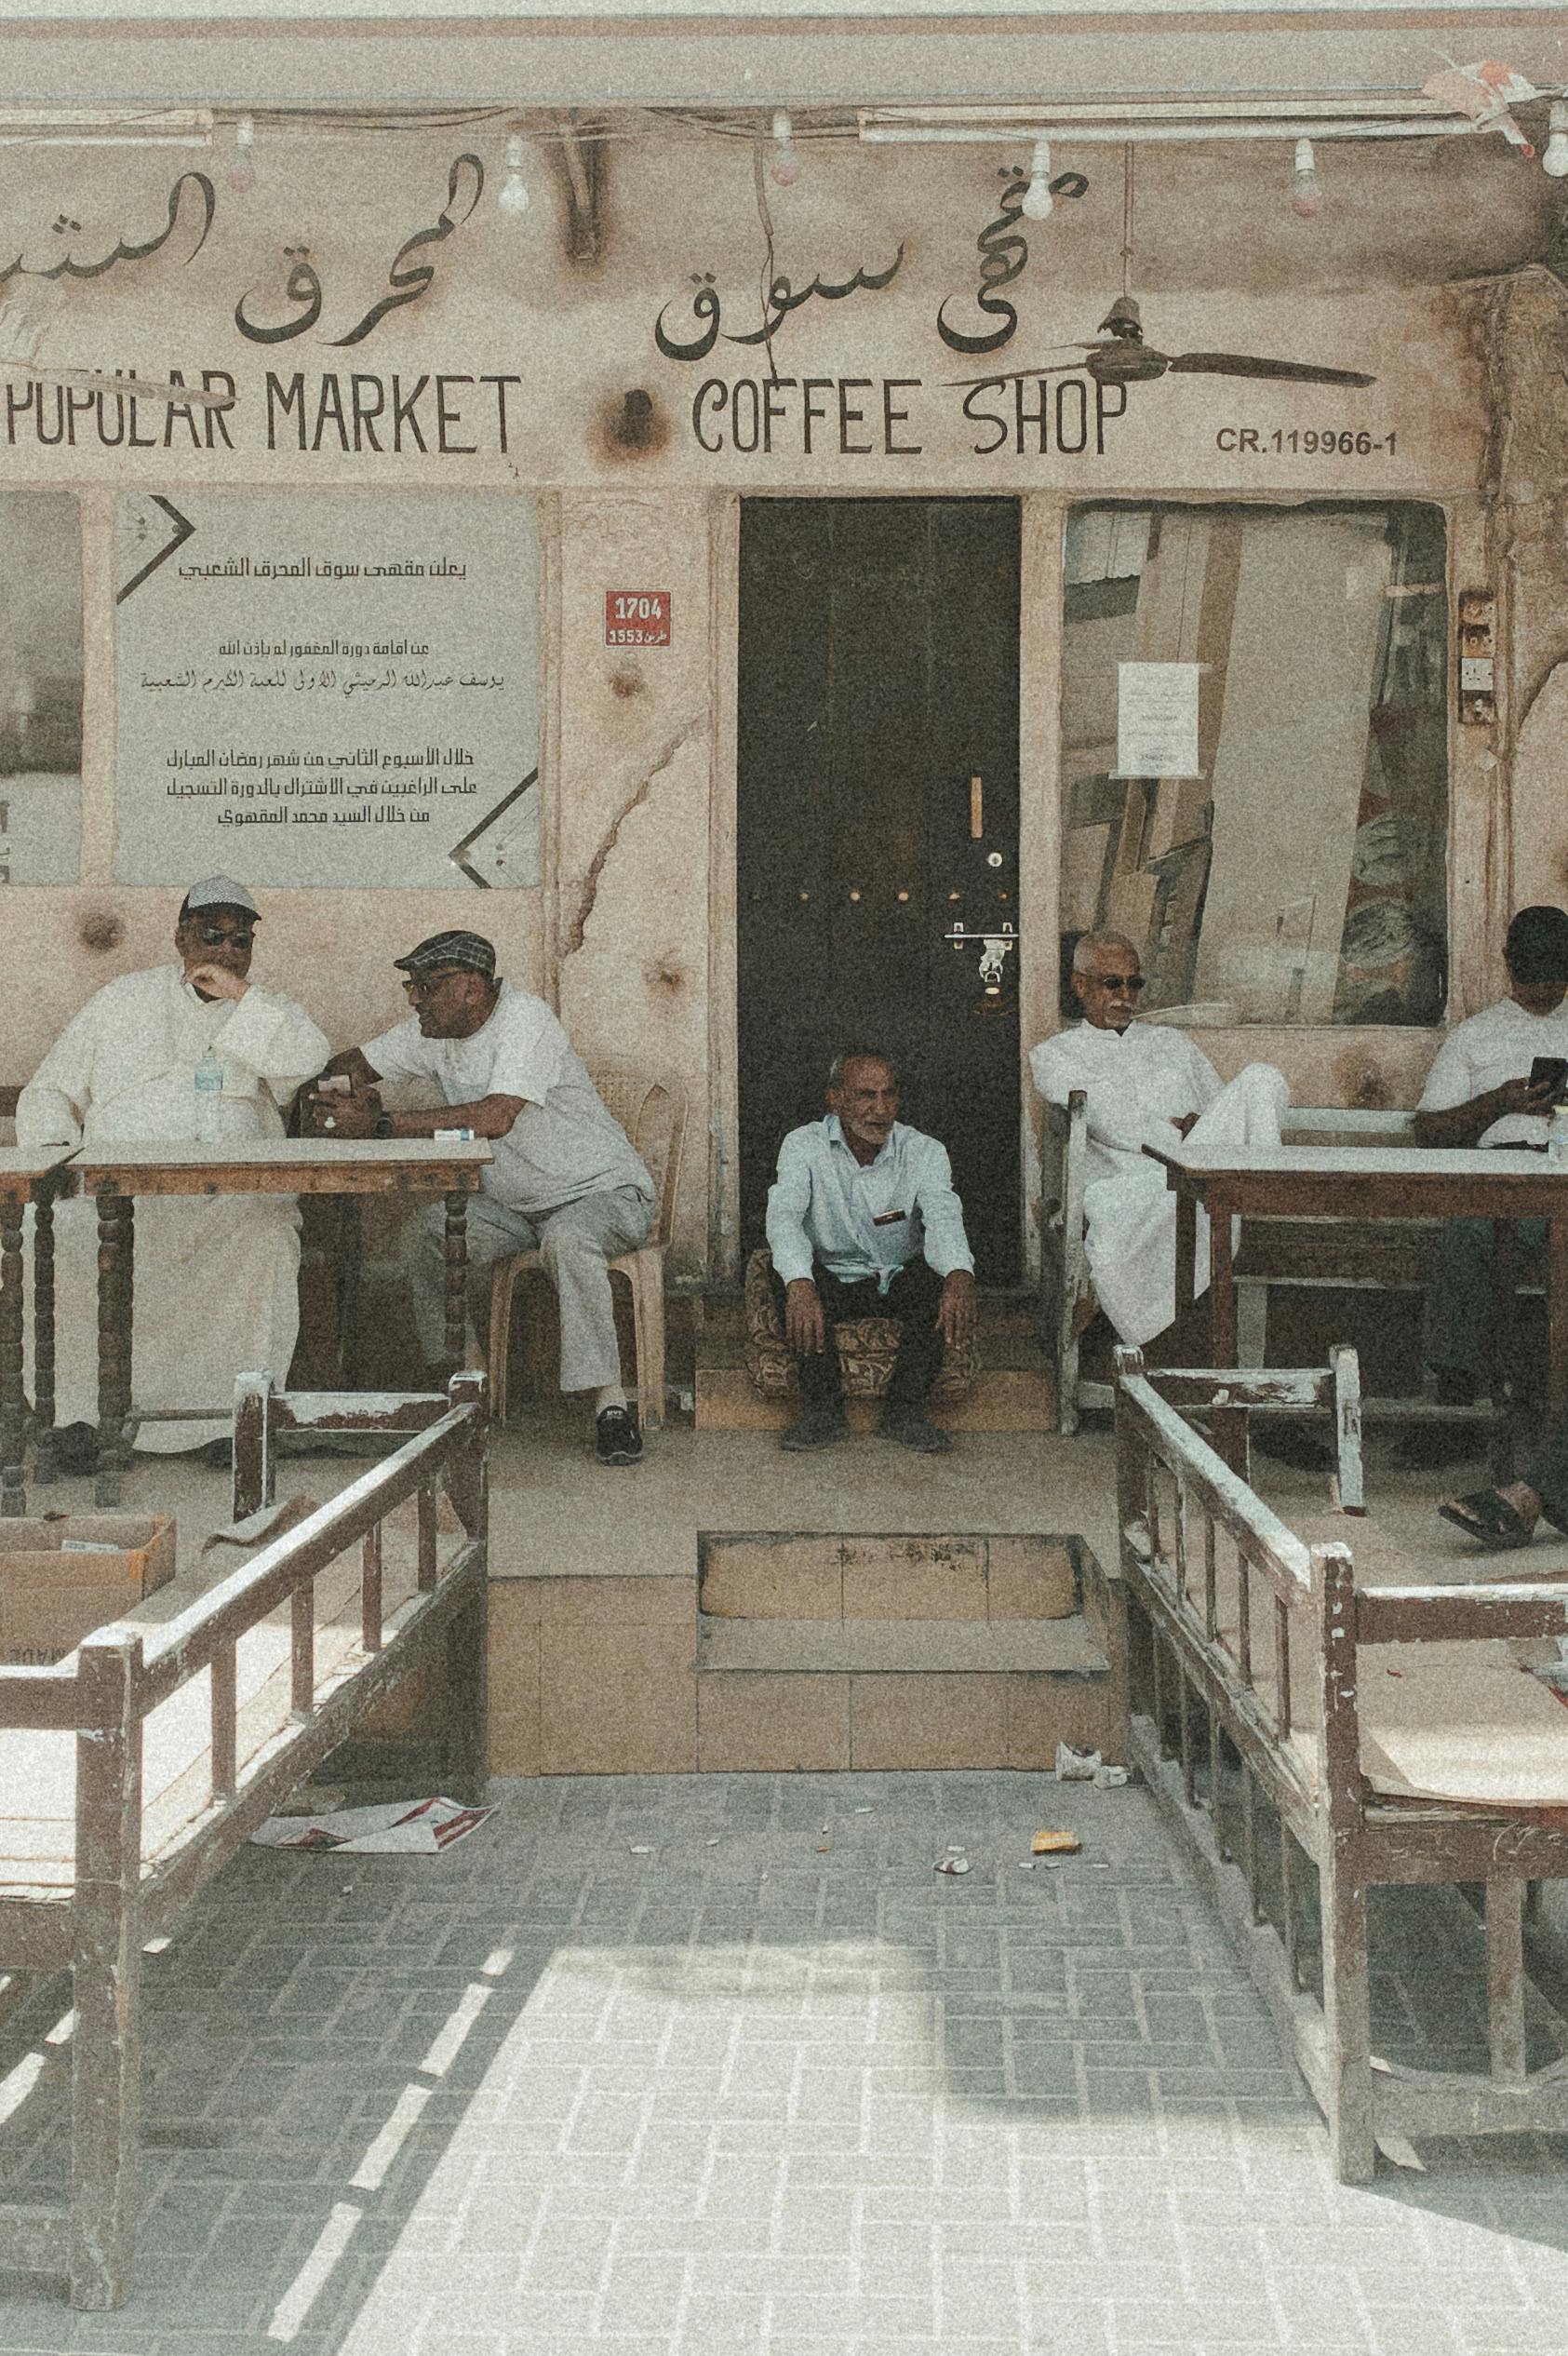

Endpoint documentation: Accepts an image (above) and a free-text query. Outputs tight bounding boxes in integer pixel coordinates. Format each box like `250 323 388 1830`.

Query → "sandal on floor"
1436 1488 1535 1550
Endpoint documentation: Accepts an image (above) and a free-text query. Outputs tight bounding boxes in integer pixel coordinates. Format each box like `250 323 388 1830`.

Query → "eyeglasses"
401 969 467 1001
1086 973 1146 992
192 923 254 949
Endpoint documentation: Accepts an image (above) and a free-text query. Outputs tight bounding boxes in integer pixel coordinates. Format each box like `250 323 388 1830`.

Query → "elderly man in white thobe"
1029 929 1289 1349
17 876 328 1472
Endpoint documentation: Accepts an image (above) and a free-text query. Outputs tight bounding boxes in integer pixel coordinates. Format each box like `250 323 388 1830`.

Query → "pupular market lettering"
690 373 1129 456
0 370 524 454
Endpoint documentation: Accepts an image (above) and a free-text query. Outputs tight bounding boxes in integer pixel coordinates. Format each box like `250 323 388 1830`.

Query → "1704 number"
1217 427 1396 456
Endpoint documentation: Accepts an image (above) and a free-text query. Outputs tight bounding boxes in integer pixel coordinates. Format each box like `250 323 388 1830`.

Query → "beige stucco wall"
0 126 1549 1281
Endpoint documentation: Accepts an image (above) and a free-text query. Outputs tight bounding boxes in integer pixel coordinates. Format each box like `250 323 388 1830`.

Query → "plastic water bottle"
194 1051 224 1144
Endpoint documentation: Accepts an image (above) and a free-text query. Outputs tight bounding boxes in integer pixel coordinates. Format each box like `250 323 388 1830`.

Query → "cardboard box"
0 1515 177 1666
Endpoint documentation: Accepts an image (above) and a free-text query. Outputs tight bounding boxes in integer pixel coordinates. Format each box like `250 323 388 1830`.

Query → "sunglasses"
191 923 255 949
401 968 469 1001
1086 972 1146 992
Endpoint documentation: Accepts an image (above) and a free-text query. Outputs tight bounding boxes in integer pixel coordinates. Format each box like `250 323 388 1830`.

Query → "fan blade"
945 346 1098 387
1166 350 1375 387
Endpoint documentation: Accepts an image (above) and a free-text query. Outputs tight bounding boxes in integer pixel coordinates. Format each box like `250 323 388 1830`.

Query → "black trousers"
773 1257 946 1409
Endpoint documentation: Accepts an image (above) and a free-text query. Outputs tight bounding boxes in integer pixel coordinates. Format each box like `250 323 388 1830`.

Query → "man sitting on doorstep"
17 874 329 1474
1029 929 1290 1352
1398 903 1568 1467
765 1048 977 1456
303 929 654 1468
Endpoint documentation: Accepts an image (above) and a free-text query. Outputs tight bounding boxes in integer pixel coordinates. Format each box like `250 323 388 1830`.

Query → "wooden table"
0 1146 78 1516
73 1139 493 1506
1147 1142 1568 1415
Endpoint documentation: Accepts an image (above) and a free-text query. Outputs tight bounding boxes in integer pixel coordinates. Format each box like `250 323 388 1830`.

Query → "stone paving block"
0 1771 1559 2349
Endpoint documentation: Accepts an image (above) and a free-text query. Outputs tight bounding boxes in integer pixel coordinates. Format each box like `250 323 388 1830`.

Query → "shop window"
1060 501 1448 1027
0 490 84 888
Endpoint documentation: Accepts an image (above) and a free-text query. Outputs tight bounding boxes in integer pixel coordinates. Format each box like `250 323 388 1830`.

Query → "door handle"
970 774 984 840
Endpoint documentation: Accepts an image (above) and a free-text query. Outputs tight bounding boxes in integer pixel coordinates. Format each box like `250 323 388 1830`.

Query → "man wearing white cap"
16 877 329 1469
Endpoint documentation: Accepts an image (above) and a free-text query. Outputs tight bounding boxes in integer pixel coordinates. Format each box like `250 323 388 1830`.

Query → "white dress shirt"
1417 995 1568 1147
765 1115 975 1293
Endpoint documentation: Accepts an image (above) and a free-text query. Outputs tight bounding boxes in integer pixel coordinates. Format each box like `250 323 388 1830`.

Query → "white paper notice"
1117 661 1200 780
113 491 539 889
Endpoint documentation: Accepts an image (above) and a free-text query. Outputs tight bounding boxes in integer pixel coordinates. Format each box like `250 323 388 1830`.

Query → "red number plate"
604 590 671 648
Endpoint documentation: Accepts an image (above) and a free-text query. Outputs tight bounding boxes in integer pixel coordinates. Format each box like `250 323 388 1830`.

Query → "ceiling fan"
948 145 1376 394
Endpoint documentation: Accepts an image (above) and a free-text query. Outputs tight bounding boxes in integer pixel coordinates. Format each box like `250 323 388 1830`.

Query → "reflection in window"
1060 502 1448 1027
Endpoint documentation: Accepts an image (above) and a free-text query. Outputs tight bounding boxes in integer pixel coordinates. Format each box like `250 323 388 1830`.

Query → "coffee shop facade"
4 1 1568 1306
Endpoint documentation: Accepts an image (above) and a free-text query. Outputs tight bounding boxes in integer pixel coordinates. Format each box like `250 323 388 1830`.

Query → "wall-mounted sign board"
114 490 540 889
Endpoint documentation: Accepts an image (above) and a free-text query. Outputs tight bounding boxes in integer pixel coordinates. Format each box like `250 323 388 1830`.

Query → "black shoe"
1391 1421 1486 1471
50 1421 97 1475
779 1406 849 1452
1251 1422 1333 1472
596 1406 643 1466
878 1404 951 1455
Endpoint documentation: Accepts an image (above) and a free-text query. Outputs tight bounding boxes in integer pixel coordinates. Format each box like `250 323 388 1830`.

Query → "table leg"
1175 1193 1197 1322
1548 1215 1568 1422
1209 1198 1238 1366
33 1191 56 1488
95 1192 134 1511
442 1190 468 1376
0 1194 24 1518
1208 1195 1244 1475
338 1196 364 1389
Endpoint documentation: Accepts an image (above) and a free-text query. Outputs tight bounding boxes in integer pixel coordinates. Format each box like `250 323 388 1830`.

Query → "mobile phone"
1529 1056 1568 1102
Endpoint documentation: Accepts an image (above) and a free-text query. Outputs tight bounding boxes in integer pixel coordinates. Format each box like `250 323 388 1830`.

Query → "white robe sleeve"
217 987 332 1111
15 997 102 1148
1185 1038 1225 1111
1032 1033 1168 1158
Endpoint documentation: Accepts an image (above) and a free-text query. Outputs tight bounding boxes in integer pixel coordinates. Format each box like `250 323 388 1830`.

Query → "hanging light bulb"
1020 137 1053 222
1291 137 1321 219
499 132 529 216
770 111 799 188
226 115 255 196
1544 101 1568 179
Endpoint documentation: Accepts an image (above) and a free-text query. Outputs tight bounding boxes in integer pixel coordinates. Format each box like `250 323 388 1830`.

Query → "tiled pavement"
0 1772 1564 2355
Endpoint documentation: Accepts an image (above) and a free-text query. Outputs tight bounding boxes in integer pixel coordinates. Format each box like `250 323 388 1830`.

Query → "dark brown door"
737 497 1023 1282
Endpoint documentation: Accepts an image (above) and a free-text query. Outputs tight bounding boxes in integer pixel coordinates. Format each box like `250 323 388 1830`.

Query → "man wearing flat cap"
307 931 654 1465
16 876 329 1471
1396 904 1568 1464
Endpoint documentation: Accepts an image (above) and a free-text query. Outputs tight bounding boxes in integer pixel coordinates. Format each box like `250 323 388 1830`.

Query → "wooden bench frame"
1114 1345 1568 2181
0 1372 489 2309
1042 1095 1532 1435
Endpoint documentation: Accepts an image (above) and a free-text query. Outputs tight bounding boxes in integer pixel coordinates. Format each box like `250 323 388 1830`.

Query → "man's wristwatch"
372 1111 395 1139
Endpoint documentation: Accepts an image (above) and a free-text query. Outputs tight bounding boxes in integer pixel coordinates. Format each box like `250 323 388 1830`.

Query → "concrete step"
697 1614 1108 1677
695 1362 1054 1433
699 1530 1080 1621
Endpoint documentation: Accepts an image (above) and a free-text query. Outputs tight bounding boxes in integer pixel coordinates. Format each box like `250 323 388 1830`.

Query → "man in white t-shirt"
306 931 653 1465
1400 904 1568 1461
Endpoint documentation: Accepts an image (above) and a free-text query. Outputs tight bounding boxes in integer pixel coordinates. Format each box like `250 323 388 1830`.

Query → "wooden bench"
1042 1097 1535 1434
0 1372 489 2309
1114 1347 1568 2179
